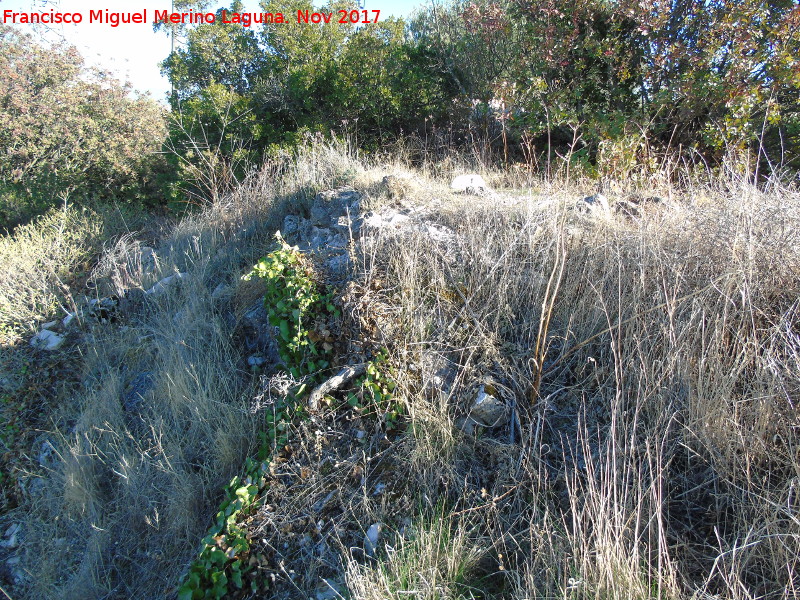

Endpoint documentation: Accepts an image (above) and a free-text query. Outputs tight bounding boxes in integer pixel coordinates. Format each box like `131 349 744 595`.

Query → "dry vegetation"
2 142 799 599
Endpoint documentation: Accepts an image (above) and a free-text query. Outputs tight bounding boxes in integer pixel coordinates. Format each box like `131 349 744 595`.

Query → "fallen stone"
420 351 457 401
315 579 345 600
0 524 21 549
364 522 382 556
145 272 188 296
451 173 488 194
468 384 509 427
455 415 477 436
242 300 280 363
30 329 64 351
211 283 231 301
62 313 76 328
326 253 352 280
576 193 610 215
310 188 360 228
5 555 25 585
282 214 303 237
247 355 267 368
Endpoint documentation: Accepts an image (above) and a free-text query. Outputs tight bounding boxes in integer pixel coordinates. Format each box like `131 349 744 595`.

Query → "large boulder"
310 187 360 228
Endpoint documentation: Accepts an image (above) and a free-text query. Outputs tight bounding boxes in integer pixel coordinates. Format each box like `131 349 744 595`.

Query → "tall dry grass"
0 204 104 338
345 175 800 599
5 138 799 599
8 139 366 599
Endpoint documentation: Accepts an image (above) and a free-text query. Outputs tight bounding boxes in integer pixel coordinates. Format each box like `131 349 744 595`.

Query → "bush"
0 204 103 338
0 25 168 228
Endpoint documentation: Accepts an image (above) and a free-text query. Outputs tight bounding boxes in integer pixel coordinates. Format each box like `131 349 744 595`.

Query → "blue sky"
2 0 428 101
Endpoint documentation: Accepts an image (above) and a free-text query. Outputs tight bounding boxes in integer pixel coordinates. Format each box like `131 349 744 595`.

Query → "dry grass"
0 204 104 339
3 140 800 599
345 174 800 599
4 139 368 599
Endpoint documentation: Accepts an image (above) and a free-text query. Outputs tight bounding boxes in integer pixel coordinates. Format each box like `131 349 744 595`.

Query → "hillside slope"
2 145 799 599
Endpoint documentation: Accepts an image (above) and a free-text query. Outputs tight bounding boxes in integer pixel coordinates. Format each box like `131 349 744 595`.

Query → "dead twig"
307 364 367 411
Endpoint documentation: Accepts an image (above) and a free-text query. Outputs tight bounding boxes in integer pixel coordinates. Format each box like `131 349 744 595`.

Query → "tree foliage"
0 25 168 227
160 0 800 181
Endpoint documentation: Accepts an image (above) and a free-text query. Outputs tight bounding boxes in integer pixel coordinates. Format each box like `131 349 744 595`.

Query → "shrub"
0 204 104 338
0 25 168 228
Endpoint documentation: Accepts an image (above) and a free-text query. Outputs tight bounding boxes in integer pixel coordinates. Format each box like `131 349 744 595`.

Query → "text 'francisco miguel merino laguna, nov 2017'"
3 8 384 26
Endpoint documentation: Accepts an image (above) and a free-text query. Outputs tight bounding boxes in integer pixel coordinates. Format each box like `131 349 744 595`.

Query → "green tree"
0 25 167 228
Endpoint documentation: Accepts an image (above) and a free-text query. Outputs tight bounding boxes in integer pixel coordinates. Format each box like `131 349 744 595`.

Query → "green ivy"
242 232 338 378
177 460 266 600
347 349 403 430
178 235 402 599
178 233 337 599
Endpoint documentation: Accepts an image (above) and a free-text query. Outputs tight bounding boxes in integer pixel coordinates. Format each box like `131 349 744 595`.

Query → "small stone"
468 385 509 427
42 320 57 329
282 214 301 237
310 188 360 228
211 283 230 300
30 329 64 351
0 524 20 549
247 355 267 368
242 300 280 362
316 579 345 600
451 173 488 194
365 522 382 556
145 272 187 296
326 253 352 280
62 313 76 328
577 193 610 215
455 416 476 436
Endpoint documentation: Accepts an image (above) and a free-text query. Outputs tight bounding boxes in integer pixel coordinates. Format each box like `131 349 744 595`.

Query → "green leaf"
177 585 194 600
231 569 243 588
279 320 290 341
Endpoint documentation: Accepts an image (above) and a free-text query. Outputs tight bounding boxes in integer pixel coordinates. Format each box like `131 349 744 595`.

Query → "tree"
0 25 167 228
